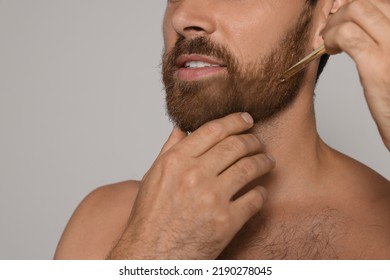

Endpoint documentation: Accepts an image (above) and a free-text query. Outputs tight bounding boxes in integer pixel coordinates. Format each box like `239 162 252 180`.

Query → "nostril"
184 26 205 32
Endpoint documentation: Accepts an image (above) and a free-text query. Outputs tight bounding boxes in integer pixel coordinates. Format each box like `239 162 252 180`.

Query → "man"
54 0 390 259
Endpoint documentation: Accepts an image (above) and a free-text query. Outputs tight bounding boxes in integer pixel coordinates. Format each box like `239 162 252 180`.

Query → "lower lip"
177 67 227 81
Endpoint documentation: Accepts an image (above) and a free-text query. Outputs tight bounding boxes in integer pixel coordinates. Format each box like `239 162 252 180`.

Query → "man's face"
162 0 314 132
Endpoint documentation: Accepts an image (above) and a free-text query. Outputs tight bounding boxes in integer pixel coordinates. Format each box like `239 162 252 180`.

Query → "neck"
251 79 330 203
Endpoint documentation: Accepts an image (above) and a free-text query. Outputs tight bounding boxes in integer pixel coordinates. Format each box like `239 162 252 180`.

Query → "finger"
229 186 268 232
323 19 388 86
218 153 275 199
176 112 255 157
323 21 376 58
351 0 390 45
324 0 390 49
158 127 188 157
324 21 375 55
200 133 265 175
368 0 390 20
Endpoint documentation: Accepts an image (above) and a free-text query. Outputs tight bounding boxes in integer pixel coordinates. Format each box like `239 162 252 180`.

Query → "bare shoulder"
330 149 390 199
328 150 390 258
54 180 141 259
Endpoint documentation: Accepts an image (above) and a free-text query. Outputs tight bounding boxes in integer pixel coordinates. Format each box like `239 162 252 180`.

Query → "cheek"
219 16 281 65
163 31 177 53
162 13 177 53
227 27 279 68
218 4 305 65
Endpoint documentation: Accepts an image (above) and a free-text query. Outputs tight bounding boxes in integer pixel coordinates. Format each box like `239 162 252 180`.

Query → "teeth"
185 61 220 68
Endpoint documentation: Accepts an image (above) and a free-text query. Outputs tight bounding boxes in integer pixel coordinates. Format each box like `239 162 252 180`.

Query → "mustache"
163 36 236 70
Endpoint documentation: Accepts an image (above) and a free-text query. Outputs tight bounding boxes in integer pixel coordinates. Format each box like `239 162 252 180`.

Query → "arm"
323 0 390 151
55 113 275 260
107 113 274 260
54 181 140 259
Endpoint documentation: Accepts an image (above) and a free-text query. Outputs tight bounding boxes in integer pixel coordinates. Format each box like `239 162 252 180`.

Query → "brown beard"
162 6 313 133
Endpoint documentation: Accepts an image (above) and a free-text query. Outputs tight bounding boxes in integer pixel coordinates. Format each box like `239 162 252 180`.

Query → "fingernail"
241 112 253 124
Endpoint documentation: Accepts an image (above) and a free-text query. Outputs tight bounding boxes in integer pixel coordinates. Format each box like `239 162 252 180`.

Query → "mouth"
176 54 227 81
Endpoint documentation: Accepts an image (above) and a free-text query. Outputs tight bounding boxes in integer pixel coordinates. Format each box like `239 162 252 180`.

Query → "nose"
170 0 216 39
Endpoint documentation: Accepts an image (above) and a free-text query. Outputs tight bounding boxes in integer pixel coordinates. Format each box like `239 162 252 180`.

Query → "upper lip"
176 54 227 68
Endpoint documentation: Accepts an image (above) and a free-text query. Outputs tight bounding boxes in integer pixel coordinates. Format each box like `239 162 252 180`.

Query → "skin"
54 0 390 260
323 0 390 151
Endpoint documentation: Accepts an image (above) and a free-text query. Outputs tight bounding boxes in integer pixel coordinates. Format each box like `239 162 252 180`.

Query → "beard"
162 6 313 133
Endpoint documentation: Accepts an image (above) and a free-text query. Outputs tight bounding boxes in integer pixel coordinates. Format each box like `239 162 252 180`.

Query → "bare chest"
218 208 350 260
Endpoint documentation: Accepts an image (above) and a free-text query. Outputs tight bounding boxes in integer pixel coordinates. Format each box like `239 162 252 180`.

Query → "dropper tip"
278 77 286 84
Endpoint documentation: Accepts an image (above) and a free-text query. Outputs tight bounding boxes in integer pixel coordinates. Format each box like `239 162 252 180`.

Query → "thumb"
158 127 187 157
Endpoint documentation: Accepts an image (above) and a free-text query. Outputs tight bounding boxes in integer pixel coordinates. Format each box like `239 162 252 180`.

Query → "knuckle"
226 136 247 153
215 211 230 226
248 134 264 150
214 212 231 228
349 1 385 29
345 0 367 18
199 191 219 208
337 23 355 41
237 157 258 178
211 211 232 241
162 150 183 168
181 168 201 187
257 154 273 170
345 0 361 15
246 189 265 214
349 0 374 19
204 122 225 139
235 155 273 183
336 23 364 50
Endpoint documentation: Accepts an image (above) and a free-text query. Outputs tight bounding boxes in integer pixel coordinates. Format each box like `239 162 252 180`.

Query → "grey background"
0 1 388 260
